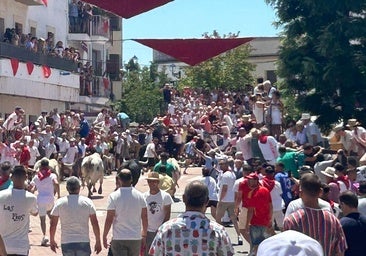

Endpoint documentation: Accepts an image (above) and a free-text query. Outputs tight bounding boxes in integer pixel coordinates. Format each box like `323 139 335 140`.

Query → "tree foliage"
179 30 255 91
112 61 169 124
266 0 366 130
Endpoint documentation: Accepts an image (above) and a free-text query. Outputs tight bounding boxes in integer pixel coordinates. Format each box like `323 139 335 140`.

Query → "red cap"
245 172 259 180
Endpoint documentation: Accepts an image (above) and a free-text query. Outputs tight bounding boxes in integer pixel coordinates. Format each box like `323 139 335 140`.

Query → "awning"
133 38 254 66
83 0 173 19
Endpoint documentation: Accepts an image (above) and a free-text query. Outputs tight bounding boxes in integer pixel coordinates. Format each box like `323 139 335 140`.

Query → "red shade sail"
133 38 254 66
83 0 173 19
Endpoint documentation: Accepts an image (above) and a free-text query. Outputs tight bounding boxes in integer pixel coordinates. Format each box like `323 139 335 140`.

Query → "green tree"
266 0 366 130
112 59 169 123
180 31 255 91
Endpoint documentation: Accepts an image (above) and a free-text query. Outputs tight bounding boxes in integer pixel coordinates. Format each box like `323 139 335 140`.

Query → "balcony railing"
69 15 110 39
80 75 111 98
0 42 78 72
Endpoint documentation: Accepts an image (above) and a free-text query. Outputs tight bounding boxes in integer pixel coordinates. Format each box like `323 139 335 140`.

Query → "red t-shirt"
246 186 272 226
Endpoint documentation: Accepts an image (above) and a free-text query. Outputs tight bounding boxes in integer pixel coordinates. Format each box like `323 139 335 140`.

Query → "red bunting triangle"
83 0 173 19
133 38 254 66
26 61 34 75
10 58 19 76
42 65 51 78
42 0 48 6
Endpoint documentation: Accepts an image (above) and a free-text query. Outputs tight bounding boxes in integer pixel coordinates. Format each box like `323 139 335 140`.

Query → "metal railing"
0 42 78 72
80 75 111 98
69 15 110 39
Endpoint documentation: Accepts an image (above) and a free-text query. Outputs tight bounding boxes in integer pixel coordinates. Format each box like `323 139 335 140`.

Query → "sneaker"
238 236 243 245
41 236 49 246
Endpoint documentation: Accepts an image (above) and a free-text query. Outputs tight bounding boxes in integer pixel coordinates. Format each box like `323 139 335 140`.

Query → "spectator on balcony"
81 4 93 34
69 0 79 33
25 37 38 52
45 32 54 53
37 38 46 54
54 41 64 57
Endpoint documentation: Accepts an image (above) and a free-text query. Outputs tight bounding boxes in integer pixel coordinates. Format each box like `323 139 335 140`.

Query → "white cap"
257 230 324 256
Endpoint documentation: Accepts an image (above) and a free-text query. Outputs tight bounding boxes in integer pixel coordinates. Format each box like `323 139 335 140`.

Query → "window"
30 26 36 37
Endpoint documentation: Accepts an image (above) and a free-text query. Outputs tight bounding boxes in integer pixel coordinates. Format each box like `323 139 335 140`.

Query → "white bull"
167 157 181 186
33 157 60 181
81 153 104 198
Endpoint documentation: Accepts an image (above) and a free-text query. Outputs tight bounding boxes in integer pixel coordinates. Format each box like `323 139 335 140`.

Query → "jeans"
61 242 91 256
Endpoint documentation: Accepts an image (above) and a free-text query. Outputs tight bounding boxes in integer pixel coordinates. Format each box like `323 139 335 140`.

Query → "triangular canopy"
133 38 254 66
84 0 173 19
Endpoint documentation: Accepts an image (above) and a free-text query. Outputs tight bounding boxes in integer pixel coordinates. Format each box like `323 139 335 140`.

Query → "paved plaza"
27 167 250 255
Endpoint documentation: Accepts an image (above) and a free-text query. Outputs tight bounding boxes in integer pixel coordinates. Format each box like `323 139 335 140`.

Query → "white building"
0 0 122 123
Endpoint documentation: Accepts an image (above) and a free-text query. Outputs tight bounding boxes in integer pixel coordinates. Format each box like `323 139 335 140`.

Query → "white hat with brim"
321 167 337 178
333 123 344 132
257 230 324 256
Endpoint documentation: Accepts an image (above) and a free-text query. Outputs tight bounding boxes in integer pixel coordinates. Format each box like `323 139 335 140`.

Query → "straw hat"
321 167 336 178
146 172 160 181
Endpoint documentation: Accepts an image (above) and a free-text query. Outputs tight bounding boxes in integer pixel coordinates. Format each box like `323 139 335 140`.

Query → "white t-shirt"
107 187 147 240
0 189 38 255
3 112 17 131
144 142 156 158
358 197 366 216
270 181 284 211
62 146 78 164
285 198 332 218
31 173 57 204
143 190 173 232
200 176 219 201
51 194 96 244
218 170 236 203
29 146 40 166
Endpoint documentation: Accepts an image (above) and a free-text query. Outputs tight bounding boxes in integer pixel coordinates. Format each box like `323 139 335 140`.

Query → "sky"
122 0 280 66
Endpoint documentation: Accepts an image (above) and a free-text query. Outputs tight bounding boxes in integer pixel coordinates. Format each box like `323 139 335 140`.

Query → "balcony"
68 15 110 40
14 0 44 6
0 42 78 72
80 75 111 98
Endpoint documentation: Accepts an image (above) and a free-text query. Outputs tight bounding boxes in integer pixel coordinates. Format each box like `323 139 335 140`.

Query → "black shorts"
207 200 218 208
146 157 156 167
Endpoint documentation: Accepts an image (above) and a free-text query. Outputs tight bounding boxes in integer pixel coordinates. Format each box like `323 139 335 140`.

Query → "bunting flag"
26 61 34 75
42 65 51 78
42 0 48 6
10 58 19 76
83 0 173 18
133 38 254 66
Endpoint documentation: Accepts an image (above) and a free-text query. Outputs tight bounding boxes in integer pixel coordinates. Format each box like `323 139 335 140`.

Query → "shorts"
272 210 284 228
250 225 269 245
61 242 91 256
238 207 248 230
216 202 236 220
111 239 141 256
38 201 54 216
146 158 156 168
207 200 218 208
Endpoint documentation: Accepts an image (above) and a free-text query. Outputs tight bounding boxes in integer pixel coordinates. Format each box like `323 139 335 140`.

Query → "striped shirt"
284 207 347 256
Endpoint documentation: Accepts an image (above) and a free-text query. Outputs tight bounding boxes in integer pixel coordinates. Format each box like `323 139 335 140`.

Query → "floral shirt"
149 211 234 256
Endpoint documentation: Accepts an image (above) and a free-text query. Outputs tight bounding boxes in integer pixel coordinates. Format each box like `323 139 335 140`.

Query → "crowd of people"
1 79 366 255
3 28 81 63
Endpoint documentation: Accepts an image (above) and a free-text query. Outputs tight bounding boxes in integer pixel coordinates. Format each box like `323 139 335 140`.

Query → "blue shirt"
274 172 292 206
